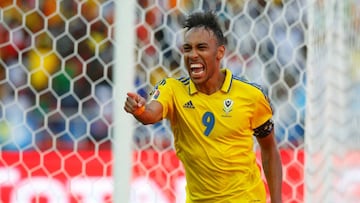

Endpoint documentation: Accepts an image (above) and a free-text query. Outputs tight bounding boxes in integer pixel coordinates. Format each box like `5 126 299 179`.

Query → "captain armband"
253 119 274 138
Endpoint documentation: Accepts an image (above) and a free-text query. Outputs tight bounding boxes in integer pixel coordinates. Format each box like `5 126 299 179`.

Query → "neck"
196 70 226 95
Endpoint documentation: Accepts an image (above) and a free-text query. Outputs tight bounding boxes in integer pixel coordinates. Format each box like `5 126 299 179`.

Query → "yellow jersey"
151 69 273 203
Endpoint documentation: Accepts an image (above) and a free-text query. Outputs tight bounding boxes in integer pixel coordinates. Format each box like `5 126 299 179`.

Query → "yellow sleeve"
251 90 273 129
150 78 174 120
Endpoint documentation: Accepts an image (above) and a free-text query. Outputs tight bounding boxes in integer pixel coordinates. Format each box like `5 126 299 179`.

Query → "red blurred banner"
0 149 313 203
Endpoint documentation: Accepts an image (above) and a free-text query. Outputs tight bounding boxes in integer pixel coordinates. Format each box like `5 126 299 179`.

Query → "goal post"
113 1 135 203
305 0 360 202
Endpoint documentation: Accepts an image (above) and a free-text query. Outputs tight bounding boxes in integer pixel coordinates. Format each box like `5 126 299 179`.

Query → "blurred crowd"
0 0 307 151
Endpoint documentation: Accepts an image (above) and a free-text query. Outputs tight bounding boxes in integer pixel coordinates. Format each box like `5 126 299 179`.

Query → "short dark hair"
184 11 225 46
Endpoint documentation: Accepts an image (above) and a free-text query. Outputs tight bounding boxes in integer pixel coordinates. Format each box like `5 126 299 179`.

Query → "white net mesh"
1 0 114 202
306 0 360 202
2 0 358 203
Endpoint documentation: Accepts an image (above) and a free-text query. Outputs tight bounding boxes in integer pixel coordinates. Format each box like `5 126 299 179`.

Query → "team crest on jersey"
223 99 233 115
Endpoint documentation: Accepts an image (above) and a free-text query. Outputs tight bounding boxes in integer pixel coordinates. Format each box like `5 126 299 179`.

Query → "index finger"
127 92 138 100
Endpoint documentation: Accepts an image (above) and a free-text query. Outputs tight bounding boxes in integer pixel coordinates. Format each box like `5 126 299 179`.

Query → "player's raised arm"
123 92 163 125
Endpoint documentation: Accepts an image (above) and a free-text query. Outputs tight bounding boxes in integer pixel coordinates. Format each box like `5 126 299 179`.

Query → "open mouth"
190 63 205 77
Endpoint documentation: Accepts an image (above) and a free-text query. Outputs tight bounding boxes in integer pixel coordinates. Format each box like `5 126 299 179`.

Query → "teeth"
190 64 203 68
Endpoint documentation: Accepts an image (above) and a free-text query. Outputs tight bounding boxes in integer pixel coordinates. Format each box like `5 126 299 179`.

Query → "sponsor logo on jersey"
183 100 195 109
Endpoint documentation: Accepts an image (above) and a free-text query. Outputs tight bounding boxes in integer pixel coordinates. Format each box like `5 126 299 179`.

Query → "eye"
182 46 191 52
197 44 207 50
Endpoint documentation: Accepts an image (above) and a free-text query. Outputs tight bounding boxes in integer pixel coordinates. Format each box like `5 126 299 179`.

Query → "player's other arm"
256 128 283 203
124 92 163 125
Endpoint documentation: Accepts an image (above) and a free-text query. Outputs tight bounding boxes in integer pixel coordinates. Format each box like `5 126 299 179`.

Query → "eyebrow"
183 42 209 47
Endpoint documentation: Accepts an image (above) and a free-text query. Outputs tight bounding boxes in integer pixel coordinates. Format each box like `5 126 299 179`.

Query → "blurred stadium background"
0 0 359 202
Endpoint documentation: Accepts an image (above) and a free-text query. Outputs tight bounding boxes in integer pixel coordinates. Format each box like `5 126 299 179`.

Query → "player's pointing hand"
124 92 146 116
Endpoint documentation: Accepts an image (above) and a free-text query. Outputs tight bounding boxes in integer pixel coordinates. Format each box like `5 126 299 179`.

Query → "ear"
216 45 225 60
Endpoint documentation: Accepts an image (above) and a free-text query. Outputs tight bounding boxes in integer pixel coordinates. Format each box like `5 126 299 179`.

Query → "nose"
188 49 199 59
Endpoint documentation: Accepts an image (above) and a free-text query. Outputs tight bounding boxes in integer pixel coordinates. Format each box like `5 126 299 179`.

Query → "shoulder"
150 76 190 100
154 76 190 88
231 75 267 96
175 76 191 86
150 76 190 96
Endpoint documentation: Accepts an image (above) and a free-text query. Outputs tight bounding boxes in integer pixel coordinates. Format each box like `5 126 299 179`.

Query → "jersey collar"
189 68 233 95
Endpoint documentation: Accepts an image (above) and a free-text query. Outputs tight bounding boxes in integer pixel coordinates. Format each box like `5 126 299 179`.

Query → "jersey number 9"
202 112 215 136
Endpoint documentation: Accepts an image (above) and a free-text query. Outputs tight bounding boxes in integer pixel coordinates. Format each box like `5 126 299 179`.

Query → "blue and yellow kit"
151 68 273 203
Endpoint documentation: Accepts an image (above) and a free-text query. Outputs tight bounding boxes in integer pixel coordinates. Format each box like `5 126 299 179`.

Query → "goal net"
1 0 357 203
0 0 115 202
305 0 360 202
